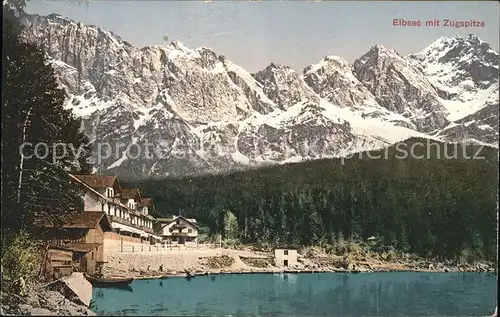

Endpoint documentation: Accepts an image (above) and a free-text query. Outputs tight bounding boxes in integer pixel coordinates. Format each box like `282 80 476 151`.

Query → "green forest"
128 139 498 263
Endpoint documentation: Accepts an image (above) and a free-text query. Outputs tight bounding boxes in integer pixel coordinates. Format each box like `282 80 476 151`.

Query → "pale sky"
26 0 499 72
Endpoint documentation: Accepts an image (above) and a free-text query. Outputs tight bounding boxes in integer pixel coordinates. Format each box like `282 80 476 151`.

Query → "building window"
176 220 180 225
91 252 94 260
169 228 173 233
188 229 192 233
101 203 104 212
284 250 288 255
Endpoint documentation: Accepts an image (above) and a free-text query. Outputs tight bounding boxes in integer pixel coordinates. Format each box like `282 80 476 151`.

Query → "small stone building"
274 249 298 267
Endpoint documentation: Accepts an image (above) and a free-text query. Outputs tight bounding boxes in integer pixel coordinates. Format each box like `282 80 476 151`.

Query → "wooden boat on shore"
86 275 134 288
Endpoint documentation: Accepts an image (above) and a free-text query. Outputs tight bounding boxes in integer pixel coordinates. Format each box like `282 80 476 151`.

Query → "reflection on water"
95 289 104 298
275 273 298 284
92 272 497 316
111 285 134 292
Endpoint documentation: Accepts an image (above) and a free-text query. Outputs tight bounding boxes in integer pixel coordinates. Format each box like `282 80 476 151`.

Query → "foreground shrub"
1 231 42 296
458 247 483 265
222 238 241 249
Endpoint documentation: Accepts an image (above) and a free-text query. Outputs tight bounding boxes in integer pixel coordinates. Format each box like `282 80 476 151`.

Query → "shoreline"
111 265 497 281
101 247 496 282
130 269 495 281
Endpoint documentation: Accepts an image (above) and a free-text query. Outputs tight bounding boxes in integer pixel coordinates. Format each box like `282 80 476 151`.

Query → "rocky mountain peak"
194 47 220 68
466 33 482 42
354 43 449 132
408 34 498 134
368 44 400 58
169 40 190 51
371 43 389 51
303 55 351 77
302 55 416 130
257 63 296 76
44 13 75 25
410 34 498 90
303 55 371 106
324 55 350 66
252 63 319 110
412 35 497 65
354 44 405 75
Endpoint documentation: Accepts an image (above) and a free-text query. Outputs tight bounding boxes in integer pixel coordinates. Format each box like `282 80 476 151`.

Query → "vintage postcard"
2 0 498 316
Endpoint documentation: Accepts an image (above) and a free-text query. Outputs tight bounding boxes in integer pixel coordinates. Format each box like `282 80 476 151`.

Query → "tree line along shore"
132 140 498 272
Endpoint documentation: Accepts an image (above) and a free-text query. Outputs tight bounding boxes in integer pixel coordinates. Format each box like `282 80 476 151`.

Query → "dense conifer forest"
128 139 498 262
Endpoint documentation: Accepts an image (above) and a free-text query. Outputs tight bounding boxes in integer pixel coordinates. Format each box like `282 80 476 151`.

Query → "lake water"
91 272 497 316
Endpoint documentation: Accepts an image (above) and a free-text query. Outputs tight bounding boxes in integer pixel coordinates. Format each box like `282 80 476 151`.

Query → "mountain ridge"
20 13 499 178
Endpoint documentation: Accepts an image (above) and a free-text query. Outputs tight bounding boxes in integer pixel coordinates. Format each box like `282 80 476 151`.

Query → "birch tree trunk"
16 107 33 204
244 214 248 239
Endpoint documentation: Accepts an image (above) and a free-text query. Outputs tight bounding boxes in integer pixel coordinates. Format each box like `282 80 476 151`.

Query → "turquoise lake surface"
91 272 497 316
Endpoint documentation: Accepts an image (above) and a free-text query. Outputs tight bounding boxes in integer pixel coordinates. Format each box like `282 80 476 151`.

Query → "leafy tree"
223 211 239 240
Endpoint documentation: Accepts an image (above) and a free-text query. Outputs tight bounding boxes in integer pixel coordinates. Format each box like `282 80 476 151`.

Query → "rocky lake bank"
101 247 497 280
0 287 95 316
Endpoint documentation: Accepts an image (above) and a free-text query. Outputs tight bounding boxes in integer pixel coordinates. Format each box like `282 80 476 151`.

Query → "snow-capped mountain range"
20 13 499 178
